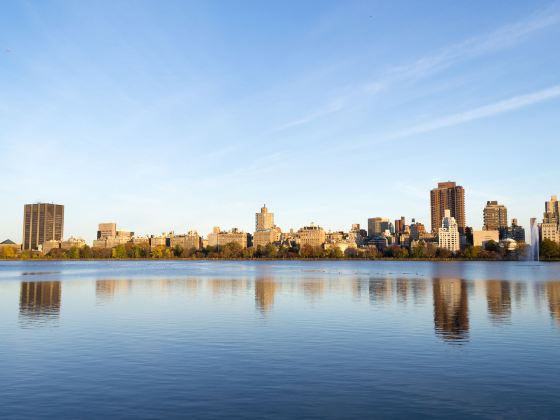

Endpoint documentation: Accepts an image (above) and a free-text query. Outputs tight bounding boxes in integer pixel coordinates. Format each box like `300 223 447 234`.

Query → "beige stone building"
170 231 201 250
253 228 281 248
473 230 500 248
255 205 274 231
43 240 61 254
253 205 280 248
298 224 326 248
61 237 86 250
93 223 134 248
208 227 250 248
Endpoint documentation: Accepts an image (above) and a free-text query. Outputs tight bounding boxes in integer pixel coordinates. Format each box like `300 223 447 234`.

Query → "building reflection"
303 280 325 301
486 280 512 324
396 278 408 303
209 278 248 297
432 278 469 342
368 278 393 304
19 281 61 325
546 282 560 324
255 278 277 314
96 280 132 301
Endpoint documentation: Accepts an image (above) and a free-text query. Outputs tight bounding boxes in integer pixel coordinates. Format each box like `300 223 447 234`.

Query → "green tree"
485 240 499 252
80 245 93 259
112 244 127 259
173 245 184 258
65 246 80 259
541 239 560 259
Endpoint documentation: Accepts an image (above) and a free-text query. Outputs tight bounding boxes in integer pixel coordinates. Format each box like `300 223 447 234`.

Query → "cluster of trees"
0 240 532 261
540 239 560 260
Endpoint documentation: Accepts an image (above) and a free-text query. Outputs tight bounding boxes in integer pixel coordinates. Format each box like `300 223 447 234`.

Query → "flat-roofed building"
473 230 500 248
253 228 281 248
208 228 250 248
298 224 326 248
430 182 465 234
170 231 201 250
367 217 390 238
61 237 86 250
23 203 64 250
483 201 508 233
92 223 134 248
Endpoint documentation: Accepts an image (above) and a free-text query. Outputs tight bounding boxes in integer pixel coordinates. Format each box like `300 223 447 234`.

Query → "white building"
438 210 460 252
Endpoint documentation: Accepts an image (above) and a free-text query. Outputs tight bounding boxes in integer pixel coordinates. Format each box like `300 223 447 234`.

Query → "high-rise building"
541 195 560 243
367 217 390 238
255 205 274 231
430 182 465 234
483 201 508 233
506 219 526 243
394 216 406 234
22 203 64 250
544 195 560 224
438 209 460 252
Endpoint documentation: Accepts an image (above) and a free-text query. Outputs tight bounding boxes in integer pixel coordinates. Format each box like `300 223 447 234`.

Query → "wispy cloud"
274 99 345 131
368 5 560 89
389 85 560 139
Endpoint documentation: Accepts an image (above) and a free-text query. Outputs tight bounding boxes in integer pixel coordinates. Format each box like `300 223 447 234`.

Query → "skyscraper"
22 203 64 250
430 182 465 233
255 204 274 231
367 217 390 238
483 201 508 234
438 209 460 252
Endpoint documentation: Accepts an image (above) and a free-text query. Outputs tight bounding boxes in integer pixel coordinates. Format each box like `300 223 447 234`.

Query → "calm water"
1 260 560 419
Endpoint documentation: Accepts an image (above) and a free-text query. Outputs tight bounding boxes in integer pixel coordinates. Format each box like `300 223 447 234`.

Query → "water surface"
1 260 559 418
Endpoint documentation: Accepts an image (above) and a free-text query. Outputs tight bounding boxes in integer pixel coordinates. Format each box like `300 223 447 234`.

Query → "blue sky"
1 0 559 242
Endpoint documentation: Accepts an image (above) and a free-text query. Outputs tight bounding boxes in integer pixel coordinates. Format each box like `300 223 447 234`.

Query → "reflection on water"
3 262 560 418
255 278 276 314
433 279 469 342
486 280 512 324
14 275 560 341
19 281 61 326
547 282 560 324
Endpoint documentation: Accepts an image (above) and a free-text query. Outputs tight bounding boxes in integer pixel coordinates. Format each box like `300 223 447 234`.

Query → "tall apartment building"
483 201 508 232
255 205 274 231
438 209 460 252
430 182 465 233
23 203 64 250
367 217 390 238
541 195 560 243
253 205 280 247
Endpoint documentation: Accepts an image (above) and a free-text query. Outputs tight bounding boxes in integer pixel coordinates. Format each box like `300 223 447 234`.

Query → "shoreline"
0 258 556 262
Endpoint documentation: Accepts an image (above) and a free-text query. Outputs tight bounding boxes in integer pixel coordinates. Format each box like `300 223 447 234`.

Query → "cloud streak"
369 5 560 89
389 85 560 139
273 99 345 131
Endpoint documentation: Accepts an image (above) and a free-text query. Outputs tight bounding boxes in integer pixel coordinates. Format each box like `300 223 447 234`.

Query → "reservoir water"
1 260 559 418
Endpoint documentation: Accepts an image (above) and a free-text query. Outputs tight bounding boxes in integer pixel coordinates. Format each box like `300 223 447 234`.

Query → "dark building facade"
430 182 465 234
23 203 64 250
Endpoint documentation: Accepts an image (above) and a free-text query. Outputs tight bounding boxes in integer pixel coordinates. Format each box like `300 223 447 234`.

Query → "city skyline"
1 1 560 242
1 188 555 246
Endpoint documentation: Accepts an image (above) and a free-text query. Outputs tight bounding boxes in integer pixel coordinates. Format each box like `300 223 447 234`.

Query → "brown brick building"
430 182 465 233
22 203 64 250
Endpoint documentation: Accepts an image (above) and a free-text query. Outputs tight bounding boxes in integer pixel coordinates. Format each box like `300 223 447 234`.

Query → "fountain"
530 218 539 261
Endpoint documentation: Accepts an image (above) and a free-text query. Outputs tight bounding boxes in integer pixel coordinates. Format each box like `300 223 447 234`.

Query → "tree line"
0 240 536 260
